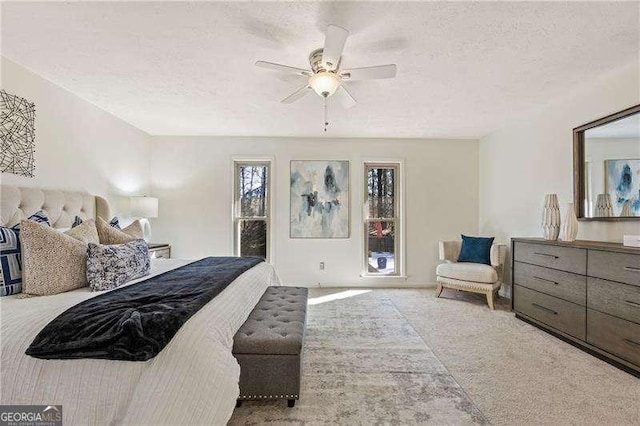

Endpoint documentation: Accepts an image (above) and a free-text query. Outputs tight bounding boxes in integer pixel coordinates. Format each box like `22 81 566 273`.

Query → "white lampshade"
130 196 158 218
309 71 341 97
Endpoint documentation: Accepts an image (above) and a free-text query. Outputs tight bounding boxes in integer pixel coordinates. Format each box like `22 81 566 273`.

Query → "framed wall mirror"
574 104 640 221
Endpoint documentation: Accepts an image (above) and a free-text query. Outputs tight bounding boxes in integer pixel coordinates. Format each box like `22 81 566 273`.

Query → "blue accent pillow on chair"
0 211 51 296
457 235 494 265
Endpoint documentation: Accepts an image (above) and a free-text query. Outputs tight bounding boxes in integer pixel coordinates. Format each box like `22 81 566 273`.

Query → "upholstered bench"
233 286 308 408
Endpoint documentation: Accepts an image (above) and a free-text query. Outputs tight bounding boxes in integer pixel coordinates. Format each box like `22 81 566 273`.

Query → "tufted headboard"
0 185 111 229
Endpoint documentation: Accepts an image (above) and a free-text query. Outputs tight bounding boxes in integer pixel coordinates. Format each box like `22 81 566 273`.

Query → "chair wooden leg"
486 291 495 310
435 283 443 298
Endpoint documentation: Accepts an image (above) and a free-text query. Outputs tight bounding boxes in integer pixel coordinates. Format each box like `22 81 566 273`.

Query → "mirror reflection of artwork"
290 160 349 238
605 159 640 217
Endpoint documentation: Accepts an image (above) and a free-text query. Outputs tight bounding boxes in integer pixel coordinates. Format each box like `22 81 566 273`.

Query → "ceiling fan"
255 25 397 130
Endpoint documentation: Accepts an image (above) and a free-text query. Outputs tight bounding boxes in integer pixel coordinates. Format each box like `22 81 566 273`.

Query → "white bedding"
0 258 281 425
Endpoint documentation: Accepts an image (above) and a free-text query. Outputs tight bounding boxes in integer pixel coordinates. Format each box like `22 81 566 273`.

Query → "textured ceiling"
1 1 638 138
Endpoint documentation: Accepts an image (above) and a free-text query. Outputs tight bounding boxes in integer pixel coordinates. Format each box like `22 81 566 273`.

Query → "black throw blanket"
26 257 263 361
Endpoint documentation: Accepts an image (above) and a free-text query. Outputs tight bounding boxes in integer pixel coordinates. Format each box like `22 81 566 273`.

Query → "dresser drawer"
514 285 585 340
588 250 640 287
514 261 586 305
587 309 640 366
513 242 586 275
587 277 640 324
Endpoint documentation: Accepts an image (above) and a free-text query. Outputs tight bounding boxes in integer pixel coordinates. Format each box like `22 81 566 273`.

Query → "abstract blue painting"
605 158 640 217
290 160 349 238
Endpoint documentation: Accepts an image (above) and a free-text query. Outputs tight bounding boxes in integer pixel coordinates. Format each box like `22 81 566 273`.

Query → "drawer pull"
533 276 558 285
532 303 558 315
624 300 640 308
534 252 559 259
623 338 640 347
623 266 640 273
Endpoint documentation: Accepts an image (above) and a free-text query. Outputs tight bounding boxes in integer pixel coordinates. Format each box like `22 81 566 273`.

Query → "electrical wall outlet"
319 262 325 270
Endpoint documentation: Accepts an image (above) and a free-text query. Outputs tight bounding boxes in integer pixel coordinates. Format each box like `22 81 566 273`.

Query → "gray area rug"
229 289 486 425
387 288 640 425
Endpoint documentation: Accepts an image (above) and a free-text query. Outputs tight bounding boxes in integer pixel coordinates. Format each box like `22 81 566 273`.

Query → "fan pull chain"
323 96 329 132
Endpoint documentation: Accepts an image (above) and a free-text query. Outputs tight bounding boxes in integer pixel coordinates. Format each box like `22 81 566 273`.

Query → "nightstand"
148 243 171 259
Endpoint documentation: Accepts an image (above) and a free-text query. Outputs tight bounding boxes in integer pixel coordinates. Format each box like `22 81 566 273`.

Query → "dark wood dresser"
512 238 640 376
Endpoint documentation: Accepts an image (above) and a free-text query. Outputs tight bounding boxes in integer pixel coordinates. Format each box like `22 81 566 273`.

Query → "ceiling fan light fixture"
309 71 341 97
256 24 397 116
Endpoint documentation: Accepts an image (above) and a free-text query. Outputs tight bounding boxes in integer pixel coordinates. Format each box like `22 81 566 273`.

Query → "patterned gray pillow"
86 239 151 291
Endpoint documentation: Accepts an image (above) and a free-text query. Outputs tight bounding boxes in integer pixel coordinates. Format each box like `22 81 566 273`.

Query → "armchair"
435 240 507 310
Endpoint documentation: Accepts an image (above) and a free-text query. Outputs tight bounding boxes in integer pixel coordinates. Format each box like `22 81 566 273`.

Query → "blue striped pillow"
0 226 22 296
72 215 83 228
11 210 50 229
73 216 121 230
109 217 121 229
1 211 51 296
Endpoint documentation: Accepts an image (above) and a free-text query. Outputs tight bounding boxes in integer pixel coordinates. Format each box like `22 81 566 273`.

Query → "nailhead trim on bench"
239 395 299 399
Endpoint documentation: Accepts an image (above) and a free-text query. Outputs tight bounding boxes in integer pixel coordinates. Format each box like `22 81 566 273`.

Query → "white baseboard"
280 282 439 289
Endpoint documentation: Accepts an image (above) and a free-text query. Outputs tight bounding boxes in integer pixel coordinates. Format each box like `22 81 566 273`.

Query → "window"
234 161 270 260
364 163 400 275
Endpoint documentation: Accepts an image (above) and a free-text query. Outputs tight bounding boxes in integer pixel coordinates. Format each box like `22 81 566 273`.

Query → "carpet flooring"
229 288 640 425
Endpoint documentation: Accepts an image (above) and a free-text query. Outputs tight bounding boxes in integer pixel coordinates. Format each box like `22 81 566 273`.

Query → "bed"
0 186 280 425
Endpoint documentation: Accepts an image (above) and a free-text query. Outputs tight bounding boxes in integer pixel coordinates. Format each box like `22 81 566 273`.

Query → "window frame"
362 162 403 277
233 160 272 262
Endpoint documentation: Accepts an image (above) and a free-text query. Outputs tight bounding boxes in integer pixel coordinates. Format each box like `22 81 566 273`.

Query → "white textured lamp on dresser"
128 196 169 259
129 196 158 242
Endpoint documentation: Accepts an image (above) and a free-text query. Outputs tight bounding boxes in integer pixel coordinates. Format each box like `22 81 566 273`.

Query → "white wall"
479 63 640 294
0 57 151 199
150 137 479 287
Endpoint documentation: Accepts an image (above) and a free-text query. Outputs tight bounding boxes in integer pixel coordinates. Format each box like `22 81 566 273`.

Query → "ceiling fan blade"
335 85 356 109
340 64 397 81
322 25 349 71
281 85 311 104
255 61 311 76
